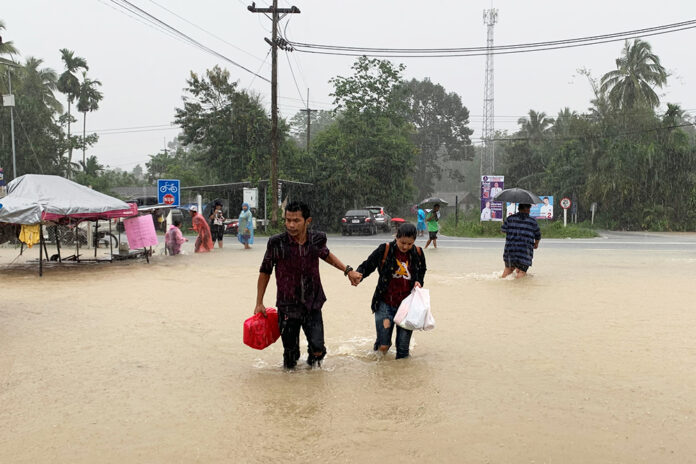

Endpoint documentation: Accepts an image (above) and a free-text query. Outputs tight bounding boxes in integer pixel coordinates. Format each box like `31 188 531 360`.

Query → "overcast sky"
3 0 696 172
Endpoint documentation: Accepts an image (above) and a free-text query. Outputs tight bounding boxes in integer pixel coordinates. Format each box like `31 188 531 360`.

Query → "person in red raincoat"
189 206 213 253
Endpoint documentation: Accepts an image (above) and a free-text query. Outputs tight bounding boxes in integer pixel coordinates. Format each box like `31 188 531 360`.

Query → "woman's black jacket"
356 240 426 313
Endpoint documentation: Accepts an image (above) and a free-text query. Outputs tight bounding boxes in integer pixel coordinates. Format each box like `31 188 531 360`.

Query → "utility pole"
4 69 17 180
481 8 498 176
299 88 317 151
248 1 300 226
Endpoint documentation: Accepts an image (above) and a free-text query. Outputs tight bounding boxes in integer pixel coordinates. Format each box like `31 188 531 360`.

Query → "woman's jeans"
374 301 412 359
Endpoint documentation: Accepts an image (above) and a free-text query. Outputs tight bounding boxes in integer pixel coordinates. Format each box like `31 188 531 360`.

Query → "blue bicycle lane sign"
157 179 180 206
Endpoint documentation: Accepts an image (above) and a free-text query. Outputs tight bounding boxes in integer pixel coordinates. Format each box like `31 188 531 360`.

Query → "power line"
287 19 696 58
285 51 306 107
106 0 271 83
144 0 270 67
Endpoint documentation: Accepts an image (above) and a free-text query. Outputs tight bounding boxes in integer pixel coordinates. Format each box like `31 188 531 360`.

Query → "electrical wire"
246 48 272 91
106 0 271 82
144 0 270 67
285 51 306 108
287 19 696 58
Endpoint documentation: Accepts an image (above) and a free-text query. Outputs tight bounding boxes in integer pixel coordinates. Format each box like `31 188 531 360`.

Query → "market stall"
0 174 138 275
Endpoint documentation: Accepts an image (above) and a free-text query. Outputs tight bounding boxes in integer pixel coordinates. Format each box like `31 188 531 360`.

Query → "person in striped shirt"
501 203 541 278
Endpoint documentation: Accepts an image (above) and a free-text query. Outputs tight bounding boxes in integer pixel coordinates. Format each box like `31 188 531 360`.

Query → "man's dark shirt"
501 212 541 267
260 230 330 316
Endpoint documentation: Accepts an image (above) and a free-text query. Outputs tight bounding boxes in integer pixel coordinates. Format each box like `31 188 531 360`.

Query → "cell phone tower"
481 8 498 175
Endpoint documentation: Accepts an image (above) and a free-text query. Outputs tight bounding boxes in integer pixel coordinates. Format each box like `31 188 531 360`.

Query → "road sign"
157 179 180 206
560 197 572 209
243 187 258 209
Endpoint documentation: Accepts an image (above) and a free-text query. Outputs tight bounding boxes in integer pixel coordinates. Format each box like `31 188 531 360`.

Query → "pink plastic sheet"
123 214 159 249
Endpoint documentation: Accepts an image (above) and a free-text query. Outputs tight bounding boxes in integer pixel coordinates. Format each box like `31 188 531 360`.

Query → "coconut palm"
21 57 63 114
553 107 578 137
77 72 103 165
600 39 667 111
78 155 104 176
517 110 554 140
0 20 19 62
56 49 88 176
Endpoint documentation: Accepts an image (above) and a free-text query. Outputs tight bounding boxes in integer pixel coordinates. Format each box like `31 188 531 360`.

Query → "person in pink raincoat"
189 206 214 253
165 218 187 255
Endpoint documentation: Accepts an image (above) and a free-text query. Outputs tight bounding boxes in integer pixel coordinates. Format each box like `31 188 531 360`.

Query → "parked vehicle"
341 209 377 235
224 219 239 235
364 205 392 232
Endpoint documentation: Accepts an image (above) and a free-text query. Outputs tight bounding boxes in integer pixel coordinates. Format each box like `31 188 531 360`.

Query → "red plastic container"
243 308 280 350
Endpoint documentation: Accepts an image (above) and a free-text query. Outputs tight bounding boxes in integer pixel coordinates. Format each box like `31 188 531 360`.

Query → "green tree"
56 48 88 177
78 154 104 176
174 66 273 183
399 78 474 199
0 20 19 65
77 72 103 165
288 109 336 150
310 57 417 229
517 110 554 140
600 39 667 111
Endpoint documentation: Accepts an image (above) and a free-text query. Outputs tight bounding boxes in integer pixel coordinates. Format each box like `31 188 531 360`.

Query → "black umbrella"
493 188 542 205
419 197 449 207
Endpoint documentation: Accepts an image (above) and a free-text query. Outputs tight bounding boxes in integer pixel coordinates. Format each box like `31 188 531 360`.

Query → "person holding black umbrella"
501 203 541 278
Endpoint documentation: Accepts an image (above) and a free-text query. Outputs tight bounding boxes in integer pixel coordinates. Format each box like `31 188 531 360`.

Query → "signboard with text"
506 195 554 219
480 175 504 221
157 179 180 206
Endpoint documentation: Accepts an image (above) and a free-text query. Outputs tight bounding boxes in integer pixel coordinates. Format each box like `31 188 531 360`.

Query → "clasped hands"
347 270 363 287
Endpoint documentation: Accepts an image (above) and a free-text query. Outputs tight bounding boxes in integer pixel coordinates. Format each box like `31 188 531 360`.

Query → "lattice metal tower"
481 8 498 175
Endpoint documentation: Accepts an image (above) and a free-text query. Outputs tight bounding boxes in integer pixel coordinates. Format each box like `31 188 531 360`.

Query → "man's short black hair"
396 223 417 239
433 203 440 208
285 201 310 220
214 200 222 207
519 203 532 210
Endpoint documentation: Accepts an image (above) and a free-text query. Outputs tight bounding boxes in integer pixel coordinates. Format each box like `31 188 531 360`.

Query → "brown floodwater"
1 236 696 463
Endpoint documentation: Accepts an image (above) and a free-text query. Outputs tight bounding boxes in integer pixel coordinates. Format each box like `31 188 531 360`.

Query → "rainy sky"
3 0 695 171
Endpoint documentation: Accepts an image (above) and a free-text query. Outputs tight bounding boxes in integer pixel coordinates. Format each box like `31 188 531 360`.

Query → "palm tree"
0 20 20 105
517 110 554 140
600 39 667 111
77 72 103 165
553 107 578 137
0 20 19 63
21 57 63 114
56 49 88 177
78 155 104 176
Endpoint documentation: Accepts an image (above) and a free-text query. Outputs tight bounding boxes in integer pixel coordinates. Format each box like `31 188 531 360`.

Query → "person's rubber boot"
283 352 297 370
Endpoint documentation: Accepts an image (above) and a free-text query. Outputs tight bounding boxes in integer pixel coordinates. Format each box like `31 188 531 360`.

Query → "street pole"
300 88 317 151
248 1 300 227
7 70 17 179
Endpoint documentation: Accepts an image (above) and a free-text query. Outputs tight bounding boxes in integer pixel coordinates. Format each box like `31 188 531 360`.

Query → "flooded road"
1 232 696 463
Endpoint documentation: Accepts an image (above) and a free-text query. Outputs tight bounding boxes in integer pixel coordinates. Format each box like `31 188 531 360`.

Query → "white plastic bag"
396 287 433 331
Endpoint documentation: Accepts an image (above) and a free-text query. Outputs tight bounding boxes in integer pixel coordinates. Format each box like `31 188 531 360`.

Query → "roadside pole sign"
157 179 180 206
560 197 571 227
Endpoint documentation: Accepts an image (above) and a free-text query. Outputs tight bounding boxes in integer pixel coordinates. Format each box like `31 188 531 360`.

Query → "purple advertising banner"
480 175 504 221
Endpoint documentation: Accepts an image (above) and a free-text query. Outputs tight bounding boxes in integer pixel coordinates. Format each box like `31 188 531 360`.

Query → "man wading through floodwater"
253 201 362 369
